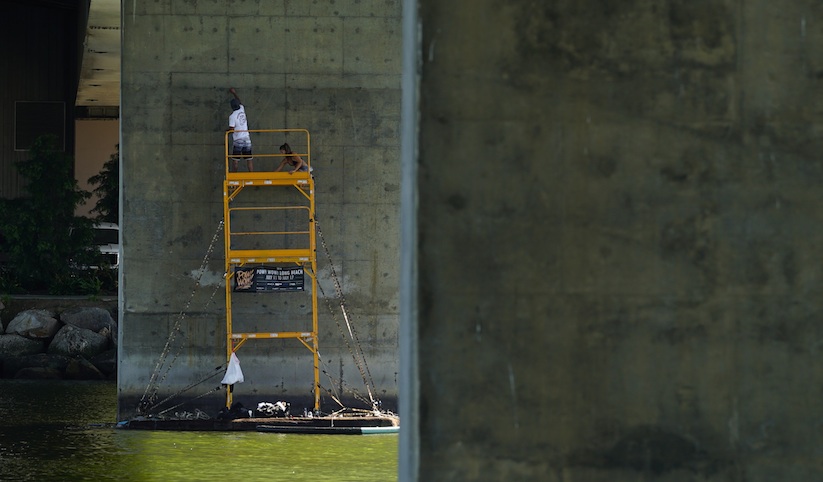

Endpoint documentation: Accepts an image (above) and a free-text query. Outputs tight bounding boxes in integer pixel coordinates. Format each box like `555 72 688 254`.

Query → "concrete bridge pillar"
408 0 823 480
119 1 402 418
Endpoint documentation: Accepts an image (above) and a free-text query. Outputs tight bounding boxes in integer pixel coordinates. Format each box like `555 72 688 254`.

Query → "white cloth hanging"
221 352 245 385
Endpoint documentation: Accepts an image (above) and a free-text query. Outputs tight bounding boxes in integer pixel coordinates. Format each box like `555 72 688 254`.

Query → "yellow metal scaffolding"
222 128 319 411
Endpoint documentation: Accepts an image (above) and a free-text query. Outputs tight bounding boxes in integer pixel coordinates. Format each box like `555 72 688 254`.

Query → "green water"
0 380 398 481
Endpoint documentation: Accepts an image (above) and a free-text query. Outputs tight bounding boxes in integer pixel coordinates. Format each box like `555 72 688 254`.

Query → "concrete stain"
568 425 727 476
510 1 734 80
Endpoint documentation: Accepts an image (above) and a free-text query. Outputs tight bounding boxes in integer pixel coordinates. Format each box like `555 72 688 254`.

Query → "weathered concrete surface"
120 1 402 418
415 0 823 480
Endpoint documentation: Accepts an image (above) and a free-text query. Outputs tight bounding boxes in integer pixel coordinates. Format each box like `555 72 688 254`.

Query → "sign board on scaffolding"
233 266 304 292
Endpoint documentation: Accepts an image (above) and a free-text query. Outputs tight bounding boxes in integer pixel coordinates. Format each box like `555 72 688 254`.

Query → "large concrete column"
411 0 823 480
119 1 402 419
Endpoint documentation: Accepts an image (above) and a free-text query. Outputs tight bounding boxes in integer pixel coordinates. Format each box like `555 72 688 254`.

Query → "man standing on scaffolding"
227 87 253 172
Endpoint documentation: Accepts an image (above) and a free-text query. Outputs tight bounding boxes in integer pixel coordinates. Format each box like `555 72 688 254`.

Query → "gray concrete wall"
119 1 402 419
414 0 823 480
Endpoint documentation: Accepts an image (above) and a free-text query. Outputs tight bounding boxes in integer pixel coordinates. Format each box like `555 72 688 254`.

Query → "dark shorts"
232 139 252 158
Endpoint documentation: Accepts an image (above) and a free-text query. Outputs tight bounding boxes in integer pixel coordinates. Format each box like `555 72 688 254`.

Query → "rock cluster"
0 306 117 380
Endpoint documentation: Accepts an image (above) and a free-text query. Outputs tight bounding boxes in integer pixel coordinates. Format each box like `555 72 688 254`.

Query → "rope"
315 351 345 407
146 364 226 414
158 385 224 417
314 219 379 409
317 350 375 409
138 220 225 414
314 280 379 408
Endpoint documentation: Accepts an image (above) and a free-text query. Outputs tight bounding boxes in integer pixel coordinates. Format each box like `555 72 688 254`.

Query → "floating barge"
117 413 399 434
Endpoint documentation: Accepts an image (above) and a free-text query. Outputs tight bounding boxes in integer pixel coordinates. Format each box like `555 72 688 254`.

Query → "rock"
14 367 63 379
48 325 108 359
90 348 117 377
0 304 120 380
65 357 105 380
61 306 118 348
61 307 117 333
99 325 117 349
4 353 104 380
0 333 46 357
6 309 61 339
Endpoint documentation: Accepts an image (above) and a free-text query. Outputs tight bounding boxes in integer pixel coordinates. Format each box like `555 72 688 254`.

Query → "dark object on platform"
215 402 252 420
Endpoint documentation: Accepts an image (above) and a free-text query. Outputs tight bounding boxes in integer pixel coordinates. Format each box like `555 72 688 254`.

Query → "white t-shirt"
229 105 250 142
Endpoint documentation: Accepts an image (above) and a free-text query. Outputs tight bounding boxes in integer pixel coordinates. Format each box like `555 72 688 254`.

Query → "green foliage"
0 135 98 293
88 144 119 223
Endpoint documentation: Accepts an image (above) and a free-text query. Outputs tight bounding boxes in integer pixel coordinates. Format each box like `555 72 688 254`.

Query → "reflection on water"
0 380 398 481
